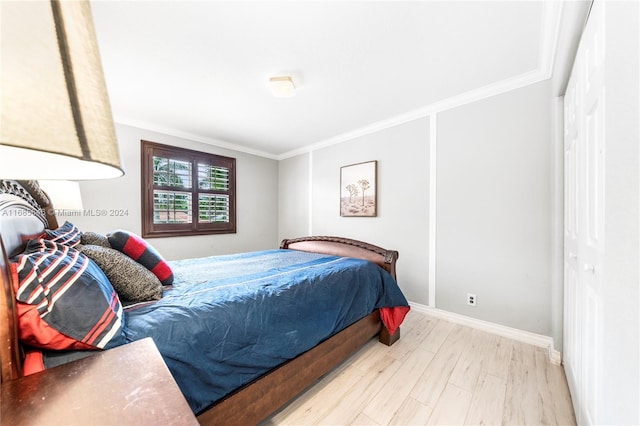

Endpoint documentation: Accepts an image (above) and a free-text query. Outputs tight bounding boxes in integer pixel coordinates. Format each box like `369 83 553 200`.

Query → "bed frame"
0 180 401 425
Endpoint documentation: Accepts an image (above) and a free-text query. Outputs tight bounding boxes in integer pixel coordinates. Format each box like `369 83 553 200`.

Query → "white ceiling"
90 1 559 159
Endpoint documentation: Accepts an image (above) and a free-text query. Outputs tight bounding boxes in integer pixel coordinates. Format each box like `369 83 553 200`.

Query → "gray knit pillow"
81 232 110 248
78 245 162 302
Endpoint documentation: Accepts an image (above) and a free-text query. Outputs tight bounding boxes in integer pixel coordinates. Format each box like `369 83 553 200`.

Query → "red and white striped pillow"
11 239 126 350
43 221 82 247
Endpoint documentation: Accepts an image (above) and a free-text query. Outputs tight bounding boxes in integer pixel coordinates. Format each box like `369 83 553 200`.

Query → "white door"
563 2 605 425
563 72 581 418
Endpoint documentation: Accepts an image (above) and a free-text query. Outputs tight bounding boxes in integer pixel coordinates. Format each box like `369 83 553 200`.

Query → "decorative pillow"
78 245 163 302
10 239 126 350
80 231 110 248
107 230 174 285
43 221 82 247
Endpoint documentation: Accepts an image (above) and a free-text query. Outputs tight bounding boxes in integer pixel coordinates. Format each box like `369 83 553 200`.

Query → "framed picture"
340 160 377 217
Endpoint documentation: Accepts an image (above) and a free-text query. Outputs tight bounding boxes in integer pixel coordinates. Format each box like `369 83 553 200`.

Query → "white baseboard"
408 302 562 365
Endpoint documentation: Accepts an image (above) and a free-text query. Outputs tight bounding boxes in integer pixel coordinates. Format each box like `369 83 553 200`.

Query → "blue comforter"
123 249 408 414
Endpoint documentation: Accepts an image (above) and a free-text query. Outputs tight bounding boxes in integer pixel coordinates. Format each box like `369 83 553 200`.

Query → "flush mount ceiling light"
268 76 296 98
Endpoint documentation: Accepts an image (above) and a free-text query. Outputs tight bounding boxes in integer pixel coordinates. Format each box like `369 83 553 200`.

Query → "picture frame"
340 160 377 217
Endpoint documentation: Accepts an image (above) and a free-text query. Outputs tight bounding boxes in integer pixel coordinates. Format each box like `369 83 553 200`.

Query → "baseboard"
409 302 562 365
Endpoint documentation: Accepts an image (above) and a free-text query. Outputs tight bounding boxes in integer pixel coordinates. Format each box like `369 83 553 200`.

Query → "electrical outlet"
467 293 477 307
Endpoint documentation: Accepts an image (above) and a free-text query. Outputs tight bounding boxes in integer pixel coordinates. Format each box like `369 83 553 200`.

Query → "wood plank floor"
262 310 576 425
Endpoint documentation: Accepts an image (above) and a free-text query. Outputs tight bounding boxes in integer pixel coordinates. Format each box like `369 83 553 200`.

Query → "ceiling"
90 1 560 159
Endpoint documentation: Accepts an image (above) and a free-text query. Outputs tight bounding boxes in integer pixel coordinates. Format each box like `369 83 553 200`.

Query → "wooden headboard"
280 236 399 280
0 180 54 382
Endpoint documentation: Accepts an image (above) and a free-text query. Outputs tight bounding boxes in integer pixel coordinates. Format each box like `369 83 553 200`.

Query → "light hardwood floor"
262 310 576 425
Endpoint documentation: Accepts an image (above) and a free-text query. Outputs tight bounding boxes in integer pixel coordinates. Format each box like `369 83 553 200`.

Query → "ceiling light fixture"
268 76 296 98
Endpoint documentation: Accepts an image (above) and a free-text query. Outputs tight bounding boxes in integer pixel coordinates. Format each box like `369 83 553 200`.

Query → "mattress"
123 249 409 413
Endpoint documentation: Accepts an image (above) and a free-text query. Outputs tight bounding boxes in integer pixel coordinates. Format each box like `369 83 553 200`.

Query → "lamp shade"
0 0 123 180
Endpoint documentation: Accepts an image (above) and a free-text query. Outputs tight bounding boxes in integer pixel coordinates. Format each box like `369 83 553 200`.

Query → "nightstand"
1 337 198 425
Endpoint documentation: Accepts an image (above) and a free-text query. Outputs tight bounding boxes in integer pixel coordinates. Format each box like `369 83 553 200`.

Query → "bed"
0 179 409 424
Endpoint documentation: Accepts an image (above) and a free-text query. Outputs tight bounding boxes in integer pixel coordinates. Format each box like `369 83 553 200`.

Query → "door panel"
563 2 605 425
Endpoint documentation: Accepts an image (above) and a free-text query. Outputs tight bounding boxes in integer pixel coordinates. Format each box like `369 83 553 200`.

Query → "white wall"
277 82 556 337
436 80 552 336
279 118 430 305
62 123 279 260
599 1 639 422
278 153 310 240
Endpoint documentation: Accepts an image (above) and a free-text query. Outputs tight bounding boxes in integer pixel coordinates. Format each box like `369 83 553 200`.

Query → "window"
141 140 236 238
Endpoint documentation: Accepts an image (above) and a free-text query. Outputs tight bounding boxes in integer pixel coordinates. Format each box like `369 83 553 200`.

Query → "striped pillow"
108 230 174 285
10 239 126 350
43 221 82 247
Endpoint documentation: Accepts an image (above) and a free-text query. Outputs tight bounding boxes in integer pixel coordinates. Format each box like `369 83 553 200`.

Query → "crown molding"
277 68 547 160
540 0 565 79
115 2 565 163
114 116 280 160
277 2 564 160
